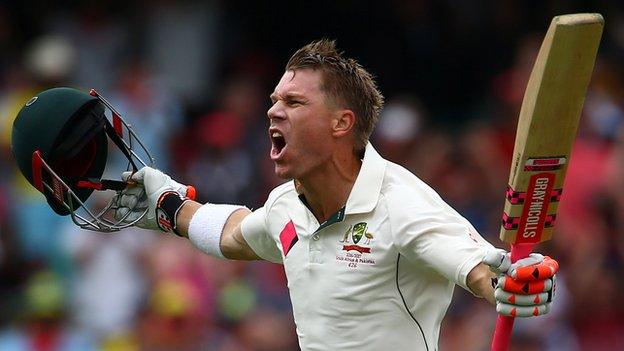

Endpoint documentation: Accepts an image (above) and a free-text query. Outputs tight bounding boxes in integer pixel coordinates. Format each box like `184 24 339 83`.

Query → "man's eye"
288 100 302 106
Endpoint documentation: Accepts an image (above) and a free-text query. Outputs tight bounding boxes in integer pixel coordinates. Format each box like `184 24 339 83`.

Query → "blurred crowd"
0 1 623 350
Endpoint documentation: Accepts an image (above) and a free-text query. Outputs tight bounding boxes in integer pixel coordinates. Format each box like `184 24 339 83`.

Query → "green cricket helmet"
11 87 155 232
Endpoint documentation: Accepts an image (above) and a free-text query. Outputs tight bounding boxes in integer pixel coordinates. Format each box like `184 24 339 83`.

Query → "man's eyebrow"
284 92 305 99
270 92 305 101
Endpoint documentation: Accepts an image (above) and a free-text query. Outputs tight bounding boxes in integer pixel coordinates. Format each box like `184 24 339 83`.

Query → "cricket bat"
491 13 603 351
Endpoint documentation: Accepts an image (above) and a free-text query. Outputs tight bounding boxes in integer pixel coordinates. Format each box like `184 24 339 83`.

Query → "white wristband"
187 203 247 259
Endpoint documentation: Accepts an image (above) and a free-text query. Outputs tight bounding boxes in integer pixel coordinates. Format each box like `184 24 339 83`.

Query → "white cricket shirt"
240 143 493 351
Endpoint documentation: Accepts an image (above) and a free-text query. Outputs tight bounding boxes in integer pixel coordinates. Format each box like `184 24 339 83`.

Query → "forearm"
467 262 496 305
176 201 261 260
176 200 201 237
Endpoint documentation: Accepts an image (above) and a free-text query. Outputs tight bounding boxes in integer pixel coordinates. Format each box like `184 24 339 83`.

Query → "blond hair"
285 39 384 157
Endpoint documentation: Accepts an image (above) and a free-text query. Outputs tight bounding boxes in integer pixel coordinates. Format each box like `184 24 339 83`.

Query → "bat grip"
491 242 535 351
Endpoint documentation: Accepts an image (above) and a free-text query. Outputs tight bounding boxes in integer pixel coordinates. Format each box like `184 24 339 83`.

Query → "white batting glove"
483 248 559 317
113 167 190 231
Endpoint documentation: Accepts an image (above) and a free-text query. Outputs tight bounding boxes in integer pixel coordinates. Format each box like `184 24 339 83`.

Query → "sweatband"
187 203 247 259
156 191 189 236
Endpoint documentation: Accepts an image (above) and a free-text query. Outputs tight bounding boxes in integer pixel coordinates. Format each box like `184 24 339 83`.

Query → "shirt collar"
345 142 387 215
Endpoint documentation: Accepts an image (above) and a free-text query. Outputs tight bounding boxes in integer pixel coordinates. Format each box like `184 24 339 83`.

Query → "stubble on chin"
274 164 291 180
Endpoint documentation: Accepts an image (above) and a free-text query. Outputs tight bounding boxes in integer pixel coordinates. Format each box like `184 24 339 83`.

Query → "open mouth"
270 131 286 159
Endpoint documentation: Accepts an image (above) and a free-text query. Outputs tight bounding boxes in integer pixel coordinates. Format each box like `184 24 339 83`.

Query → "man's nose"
267 102 285 121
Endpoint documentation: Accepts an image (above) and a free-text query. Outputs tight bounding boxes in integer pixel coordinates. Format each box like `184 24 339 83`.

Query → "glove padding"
113 167 188 231
483 248 558 317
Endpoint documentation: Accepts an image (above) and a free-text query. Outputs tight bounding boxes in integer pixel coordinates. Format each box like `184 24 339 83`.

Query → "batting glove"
113 167 195 234
483 248 559 317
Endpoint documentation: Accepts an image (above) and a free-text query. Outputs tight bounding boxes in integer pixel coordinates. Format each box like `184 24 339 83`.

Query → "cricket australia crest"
336 222 376 268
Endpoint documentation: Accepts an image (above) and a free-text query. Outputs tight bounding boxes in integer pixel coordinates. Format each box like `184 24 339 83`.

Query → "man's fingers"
117 186 146 206
114 206 146 223
496 302 551 317
119 193 138 208
498 276 553 294
510 256 559 281
113 184 148 223
494 289 550 306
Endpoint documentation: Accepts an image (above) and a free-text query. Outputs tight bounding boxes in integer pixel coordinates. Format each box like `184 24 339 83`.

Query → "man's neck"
296 151 362 223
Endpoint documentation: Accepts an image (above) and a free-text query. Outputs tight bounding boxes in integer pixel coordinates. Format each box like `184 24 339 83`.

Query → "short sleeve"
390 198 494 291
241 207 283 264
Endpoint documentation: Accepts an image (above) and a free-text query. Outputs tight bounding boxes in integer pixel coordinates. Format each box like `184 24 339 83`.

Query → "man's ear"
332 109 355 138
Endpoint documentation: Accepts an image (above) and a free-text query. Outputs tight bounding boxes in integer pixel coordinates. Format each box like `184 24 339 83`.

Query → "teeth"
272 132 283 138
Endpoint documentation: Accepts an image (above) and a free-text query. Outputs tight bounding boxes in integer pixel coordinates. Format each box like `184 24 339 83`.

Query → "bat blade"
500 13 604 245
492 13 603 351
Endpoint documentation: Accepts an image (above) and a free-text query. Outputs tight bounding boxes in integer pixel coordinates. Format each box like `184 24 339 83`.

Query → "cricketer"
113 40 557 350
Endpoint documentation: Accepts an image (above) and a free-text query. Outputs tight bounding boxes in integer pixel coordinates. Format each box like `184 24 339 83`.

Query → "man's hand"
483 248 559 317
114 167 190 231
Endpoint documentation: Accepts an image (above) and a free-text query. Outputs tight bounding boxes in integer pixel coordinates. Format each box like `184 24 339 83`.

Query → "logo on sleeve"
336 222 376 268
279 220 298 256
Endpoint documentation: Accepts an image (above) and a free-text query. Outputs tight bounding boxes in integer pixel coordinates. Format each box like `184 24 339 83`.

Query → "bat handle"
491 242 535 351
